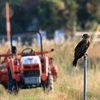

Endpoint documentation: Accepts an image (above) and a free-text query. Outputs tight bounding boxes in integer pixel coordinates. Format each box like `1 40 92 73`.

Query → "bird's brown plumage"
73 34 90 67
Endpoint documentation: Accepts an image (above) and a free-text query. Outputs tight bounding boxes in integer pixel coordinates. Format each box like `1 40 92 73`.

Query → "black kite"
73 34 90 67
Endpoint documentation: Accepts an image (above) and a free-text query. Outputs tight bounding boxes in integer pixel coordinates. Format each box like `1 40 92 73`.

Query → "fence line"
0 31 100 45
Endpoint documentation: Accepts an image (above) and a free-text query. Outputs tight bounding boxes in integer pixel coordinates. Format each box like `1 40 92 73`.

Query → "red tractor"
0 31 58 93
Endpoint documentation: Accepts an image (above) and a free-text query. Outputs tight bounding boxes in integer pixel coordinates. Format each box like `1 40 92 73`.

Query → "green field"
0 42 100 100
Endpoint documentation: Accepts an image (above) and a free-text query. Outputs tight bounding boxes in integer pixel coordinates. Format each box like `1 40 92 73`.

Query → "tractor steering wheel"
22 48 35 54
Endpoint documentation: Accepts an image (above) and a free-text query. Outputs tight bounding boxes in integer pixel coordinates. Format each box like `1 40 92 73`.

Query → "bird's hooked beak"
82 35 84 38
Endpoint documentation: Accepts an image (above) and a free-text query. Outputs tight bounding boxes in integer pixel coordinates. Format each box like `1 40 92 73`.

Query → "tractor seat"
21 53 37 57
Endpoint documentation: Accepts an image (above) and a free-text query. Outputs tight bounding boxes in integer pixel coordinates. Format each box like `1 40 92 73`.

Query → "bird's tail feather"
73 59 78 67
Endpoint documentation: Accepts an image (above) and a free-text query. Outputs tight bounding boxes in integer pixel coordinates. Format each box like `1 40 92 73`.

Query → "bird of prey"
73 34 90 67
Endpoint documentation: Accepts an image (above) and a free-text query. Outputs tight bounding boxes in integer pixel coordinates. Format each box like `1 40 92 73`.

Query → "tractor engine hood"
21 56 40 64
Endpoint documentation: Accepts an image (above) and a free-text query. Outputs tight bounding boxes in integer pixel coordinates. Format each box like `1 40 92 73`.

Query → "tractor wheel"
42 82 46 91
46 71 54 92
7 67 19 94
2 83 7 89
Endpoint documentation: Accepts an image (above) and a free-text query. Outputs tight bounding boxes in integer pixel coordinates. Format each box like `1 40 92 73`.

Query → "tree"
76 0 100 31
1 0 100 35
31 0 78 33
0 0 23 34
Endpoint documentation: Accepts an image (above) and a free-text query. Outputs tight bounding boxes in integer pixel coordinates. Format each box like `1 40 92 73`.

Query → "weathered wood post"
6 2 11 41
84 53 87 100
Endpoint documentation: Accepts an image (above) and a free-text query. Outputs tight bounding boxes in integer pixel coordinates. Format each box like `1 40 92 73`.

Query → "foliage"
0 0 100 34
76 0 100 30
34 0 78 32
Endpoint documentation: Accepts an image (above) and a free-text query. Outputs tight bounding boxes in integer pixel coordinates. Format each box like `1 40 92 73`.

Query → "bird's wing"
74 39 90 58
75 39 86 51
88 40 90 47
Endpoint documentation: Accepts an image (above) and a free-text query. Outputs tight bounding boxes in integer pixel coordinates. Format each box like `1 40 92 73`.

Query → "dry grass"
0 42 100 100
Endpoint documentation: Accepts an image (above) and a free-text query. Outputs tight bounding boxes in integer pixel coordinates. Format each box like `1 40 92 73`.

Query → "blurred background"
0 0 100 100
0 0 100 42
0 0 100 43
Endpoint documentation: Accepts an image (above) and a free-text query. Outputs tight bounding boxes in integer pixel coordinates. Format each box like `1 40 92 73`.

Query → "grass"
0 41 100 100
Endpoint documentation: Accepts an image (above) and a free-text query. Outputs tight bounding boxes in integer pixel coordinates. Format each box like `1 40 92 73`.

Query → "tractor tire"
7 67 12 93
42 82 46 91
7 67 19 94
2 83 7 89
46 71 54 92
